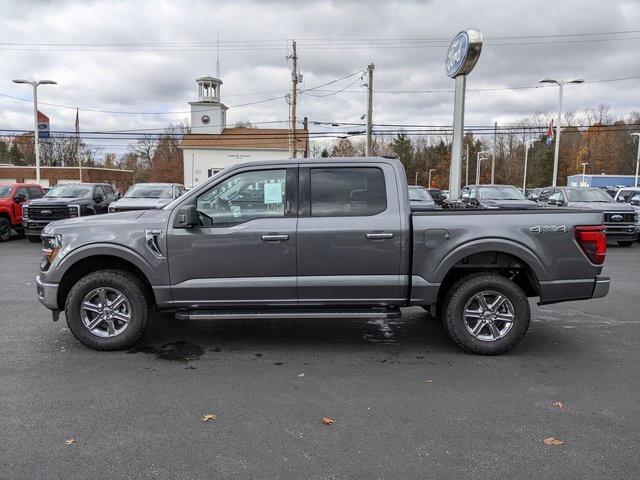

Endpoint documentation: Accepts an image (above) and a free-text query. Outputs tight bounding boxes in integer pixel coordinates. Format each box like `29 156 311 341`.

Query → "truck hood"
110 197 172 210
43 210 146 234
569 201 635 211
27 196 93 206
481 199 540 209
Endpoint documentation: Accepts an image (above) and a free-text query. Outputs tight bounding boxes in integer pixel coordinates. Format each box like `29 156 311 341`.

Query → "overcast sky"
1 0 639 154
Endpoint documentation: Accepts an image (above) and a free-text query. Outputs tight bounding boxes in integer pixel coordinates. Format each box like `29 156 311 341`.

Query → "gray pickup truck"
36 158 610 355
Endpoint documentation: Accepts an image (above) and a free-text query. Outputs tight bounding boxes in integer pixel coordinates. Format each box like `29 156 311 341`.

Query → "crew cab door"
167 165 298 307
296 163 404 304
13 186 29 223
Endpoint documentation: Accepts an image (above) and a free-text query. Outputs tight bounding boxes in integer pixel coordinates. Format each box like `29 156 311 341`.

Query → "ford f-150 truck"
35 158 610 355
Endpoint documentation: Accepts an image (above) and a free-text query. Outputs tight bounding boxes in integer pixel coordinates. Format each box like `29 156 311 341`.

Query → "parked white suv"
614 187 640 237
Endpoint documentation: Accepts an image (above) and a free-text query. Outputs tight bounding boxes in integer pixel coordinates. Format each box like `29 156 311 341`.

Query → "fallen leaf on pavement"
322 417 334 426
65 439 76 445
554 401 563 410
543 437 564 446
297 373 305 378
201 414 217 422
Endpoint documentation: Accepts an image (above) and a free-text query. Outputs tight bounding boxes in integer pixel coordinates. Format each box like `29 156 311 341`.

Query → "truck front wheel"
442 274 530 355
0 218 11 242
65 270 149 350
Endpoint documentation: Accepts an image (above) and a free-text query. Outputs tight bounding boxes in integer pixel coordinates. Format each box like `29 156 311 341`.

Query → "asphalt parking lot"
1 238 639 479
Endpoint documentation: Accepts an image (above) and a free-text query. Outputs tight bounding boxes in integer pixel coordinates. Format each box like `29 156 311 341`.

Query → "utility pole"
491 121 497 184
465 142 469 187
12 79 57 185
581 162 589 186
289 40 298 158
428 169 436 188
366 63 375 157
476 150 489 185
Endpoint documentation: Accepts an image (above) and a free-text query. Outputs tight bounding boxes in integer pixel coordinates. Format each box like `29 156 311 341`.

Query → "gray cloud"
1 0 639 154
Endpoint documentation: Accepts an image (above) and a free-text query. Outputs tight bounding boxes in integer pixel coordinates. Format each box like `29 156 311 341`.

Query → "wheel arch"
434 239 546 304
55 246 158 309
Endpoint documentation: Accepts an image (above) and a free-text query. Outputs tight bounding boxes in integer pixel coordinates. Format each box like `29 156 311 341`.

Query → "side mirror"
461 193 469 202
14 194 26 204
117 192 123 199
173 204 198 229
94 194 104 203
616 196 626 203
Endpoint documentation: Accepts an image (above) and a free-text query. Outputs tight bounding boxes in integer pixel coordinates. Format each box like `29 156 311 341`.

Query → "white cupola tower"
189 77 227 134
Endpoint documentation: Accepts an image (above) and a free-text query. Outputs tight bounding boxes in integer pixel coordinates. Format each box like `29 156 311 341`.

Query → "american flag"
545 119 554 145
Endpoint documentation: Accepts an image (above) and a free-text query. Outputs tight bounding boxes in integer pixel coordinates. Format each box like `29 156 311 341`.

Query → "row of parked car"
0 181 185 242
407 183 640 246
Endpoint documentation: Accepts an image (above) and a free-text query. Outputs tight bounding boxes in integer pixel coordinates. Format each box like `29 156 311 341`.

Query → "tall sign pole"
445 30 483 200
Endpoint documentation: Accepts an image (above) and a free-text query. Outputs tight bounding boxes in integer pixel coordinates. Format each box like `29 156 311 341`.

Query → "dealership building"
179 77 308 188
567 174 639 188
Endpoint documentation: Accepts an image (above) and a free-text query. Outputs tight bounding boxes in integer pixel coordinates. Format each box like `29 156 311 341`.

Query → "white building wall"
182 148 301 188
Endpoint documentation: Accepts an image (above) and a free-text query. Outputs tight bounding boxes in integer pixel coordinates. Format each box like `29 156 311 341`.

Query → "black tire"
26 234 41 243
442 274 530 355
65 270 149 350
617 241 634 247
0 218 11 242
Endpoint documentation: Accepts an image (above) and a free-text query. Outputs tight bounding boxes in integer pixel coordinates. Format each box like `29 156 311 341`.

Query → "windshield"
479 186 527 200
125 184 173 199
617 189 640 202
0 186 10 198
566 188 614 202
45 184 93 199
409 188 433 202
630 193 640 204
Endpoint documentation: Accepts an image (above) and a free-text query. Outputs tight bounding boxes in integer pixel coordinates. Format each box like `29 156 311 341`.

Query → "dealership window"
196 169 287 226
310 167 387 217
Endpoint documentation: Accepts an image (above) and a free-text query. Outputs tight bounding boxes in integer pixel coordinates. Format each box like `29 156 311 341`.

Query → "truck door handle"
261 234 289 242
366 232 394 240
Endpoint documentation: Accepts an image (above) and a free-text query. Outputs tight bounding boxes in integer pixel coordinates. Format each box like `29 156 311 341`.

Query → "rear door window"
27 187 44 199
310 167 386 217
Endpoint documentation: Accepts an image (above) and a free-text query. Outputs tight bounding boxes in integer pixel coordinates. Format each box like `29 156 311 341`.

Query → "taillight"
575 226 606 265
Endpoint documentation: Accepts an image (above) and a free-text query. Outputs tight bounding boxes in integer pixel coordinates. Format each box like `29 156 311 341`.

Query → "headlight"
68 205 80 217
22 205 28 219
41 234 63 265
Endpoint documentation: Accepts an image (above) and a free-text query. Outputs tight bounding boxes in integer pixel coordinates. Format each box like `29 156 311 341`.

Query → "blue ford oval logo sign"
611 214 623 222
445 30 483 78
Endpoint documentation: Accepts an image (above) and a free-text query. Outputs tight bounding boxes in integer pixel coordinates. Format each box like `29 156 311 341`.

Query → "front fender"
50 242 162 285
432 238 549 283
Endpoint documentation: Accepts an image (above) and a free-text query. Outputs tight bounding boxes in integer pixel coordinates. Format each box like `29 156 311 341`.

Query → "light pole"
581 162 589 186
428 169 436 188
12 79 57 185
476 150 489 185
631 133 640 187
522 139 536 193
539 78 584 187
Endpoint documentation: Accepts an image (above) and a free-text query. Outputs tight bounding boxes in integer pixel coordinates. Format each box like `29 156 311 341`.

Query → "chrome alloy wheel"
80 287 132 338
463 290 515 342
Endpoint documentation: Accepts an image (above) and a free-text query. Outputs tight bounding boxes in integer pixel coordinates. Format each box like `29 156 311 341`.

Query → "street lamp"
522 139 537 193
476 150 489 185
428 168 436 188
539 78 584 186
12 79 57 185
581 162 589 186
631 133 640 187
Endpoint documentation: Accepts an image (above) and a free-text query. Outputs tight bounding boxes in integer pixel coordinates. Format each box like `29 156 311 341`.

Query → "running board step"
175 307 401 321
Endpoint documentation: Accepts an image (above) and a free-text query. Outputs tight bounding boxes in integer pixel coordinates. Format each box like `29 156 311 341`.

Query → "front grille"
604 212 635 224
27 206 73 221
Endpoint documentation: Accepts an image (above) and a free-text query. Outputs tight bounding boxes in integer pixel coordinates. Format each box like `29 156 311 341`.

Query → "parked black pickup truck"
23 183 117 242
36 158 609 355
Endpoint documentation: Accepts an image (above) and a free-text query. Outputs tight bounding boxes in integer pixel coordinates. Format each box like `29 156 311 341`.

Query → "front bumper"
538 275 610 305
23 220 50 236
36 275 59 310
604 225 636 241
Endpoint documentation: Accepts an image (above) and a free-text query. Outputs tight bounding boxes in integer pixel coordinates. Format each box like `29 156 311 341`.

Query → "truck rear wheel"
442 274 530 355
0 218 11 242
65 270 149 350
